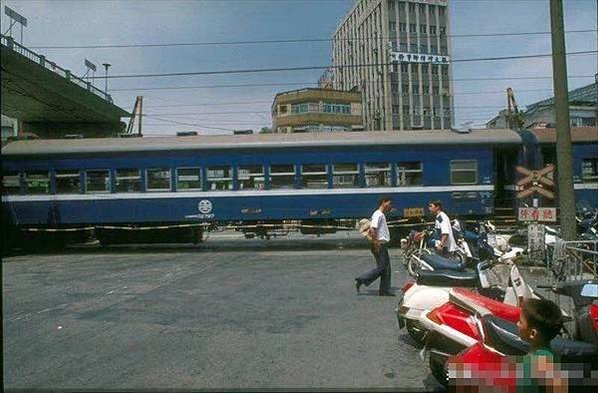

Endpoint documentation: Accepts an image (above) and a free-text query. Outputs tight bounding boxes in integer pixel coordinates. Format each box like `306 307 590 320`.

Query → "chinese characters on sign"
518 207 557 222
390 52 450 65
528 224 546 262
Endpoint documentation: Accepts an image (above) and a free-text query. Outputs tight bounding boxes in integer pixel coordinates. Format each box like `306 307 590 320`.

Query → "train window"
116 169 142 193
86 170 110 193
450 160 478 185
177 167 202 191
238 166 265 190
24 171 50 194
2 172 20 195
300 164 328 189
206 166 233 191
397 162 423 186
332 163 359 188
365 163 391 187
56 170 81 194
146 168 172 191
270 165 296 189
582 159 598 183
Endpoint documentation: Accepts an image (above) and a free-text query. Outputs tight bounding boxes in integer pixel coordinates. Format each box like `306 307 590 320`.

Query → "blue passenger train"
1 128 596 245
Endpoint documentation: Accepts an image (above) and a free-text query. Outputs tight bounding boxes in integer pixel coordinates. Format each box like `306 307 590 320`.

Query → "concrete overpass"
1 34 130 138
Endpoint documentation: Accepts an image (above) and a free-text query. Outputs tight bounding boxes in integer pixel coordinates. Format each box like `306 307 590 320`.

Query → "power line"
111 75 594 93
144 115 235 131
29 29 597 49
88 50 597 80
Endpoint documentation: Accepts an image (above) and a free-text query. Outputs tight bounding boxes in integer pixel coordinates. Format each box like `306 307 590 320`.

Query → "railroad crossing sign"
516 164 556 199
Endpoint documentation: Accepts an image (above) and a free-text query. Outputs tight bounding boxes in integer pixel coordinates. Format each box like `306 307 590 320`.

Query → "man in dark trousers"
355 197 394 296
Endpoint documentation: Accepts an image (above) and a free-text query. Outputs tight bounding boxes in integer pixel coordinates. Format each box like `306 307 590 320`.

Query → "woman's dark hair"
522 299 563 342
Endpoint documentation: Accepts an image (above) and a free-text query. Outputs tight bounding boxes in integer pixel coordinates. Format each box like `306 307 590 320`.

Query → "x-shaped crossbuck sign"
515 164 556 199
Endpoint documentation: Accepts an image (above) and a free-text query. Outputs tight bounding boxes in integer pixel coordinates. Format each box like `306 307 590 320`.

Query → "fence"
1 34 113 103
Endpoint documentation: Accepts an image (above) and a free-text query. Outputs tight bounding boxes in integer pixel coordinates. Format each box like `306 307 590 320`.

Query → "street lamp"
102 63 111 93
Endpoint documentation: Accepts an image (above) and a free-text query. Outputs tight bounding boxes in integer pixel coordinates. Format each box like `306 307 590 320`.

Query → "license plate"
403 207 424 218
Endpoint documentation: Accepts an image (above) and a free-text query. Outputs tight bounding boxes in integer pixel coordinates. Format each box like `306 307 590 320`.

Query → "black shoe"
355 278 362 294
380 292 396 297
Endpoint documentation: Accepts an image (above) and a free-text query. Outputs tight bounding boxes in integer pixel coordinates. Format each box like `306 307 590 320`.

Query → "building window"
410 43 418 52
397 162 423 186
439 26 446 36
2 172 20 195
401 63 409 73
389 22 396 32
332 163 359 188
432 66 438 75
238 165 265 190
291 103 308 114
365 163 391 187
392 105 400 114
279 105 288 114
146 168 171 191
86 170 110 193
270 165 296 189
399 22 407 32
400 43 408 52
409 3 415 12
116 169 141 193
441 66 448 76
409 23 417 33
301 164 328 188
450 160 478 185
207 166 233 191
430 25 437 35
582 159 598 183
323 103 351 114
55 170 80 194
176 167 202 191
422 86 430 94
420 25 427 34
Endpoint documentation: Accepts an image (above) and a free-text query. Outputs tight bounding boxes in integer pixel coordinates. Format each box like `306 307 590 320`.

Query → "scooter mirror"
580 283 598 298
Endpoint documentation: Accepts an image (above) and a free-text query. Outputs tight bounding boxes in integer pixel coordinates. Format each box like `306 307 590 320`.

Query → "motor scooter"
396 258 536 345
423 281 598 387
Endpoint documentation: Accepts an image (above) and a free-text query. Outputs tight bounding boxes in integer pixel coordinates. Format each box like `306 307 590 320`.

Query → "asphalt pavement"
3 233 443 391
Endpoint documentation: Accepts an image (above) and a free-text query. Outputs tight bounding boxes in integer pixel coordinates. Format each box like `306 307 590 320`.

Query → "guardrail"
1 34 113 104
549 238 598 282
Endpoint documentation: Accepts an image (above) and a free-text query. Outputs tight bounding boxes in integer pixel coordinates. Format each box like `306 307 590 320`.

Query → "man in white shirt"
355 197 394 296
428 200 457 256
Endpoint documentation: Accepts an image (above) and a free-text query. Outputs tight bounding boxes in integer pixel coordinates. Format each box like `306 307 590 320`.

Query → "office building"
332 0 453 130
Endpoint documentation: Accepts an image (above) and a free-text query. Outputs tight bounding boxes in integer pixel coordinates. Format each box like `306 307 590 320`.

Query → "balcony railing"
1 34 113 103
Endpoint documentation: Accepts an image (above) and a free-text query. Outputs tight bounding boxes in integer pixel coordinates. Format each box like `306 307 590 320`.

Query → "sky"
1 0 596 135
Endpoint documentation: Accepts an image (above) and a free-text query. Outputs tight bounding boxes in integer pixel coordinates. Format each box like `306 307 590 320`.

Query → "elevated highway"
1 35 130 138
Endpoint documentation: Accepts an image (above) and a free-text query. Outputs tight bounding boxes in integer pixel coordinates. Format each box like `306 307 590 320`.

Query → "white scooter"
396 259 537 346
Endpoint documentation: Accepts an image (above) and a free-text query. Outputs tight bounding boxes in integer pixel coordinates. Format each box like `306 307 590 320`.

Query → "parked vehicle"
396 259 536 345
423 281 598 387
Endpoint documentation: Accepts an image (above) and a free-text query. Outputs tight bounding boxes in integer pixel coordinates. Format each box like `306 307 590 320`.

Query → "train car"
530 127 598 212
1 129 522 245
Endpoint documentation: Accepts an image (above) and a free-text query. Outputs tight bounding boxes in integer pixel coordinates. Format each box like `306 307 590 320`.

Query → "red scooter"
421 281 598 387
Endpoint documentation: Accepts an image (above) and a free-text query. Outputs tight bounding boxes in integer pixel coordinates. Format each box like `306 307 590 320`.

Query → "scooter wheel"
430 355 449 387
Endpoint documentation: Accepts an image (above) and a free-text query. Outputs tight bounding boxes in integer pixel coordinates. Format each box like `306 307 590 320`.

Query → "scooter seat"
421 254 466 271
482 315 598 357
416 269 478 287
482 315 528 355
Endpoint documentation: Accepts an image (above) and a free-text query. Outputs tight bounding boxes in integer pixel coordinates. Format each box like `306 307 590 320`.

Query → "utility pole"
549 0 576 240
